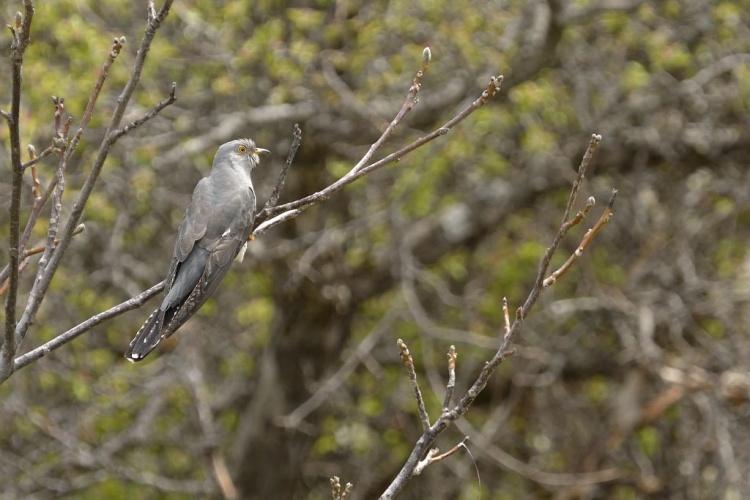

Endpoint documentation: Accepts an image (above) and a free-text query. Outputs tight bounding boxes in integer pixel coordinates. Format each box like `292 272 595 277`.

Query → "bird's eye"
237 145 248 154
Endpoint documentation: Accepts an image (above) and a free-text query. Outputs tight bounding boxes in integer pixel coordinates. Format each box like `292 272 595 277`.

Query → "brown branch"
108 81 177 142
380 134 614 498
398 339 431 432
28 145 41 199
543 190 617 287
2 0 35 382
259 123 302 216
441 345 457 412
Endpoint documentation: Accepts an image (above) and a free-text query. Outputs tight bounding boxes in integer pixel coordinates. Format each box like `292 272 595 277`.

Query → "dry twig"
398 339 430 432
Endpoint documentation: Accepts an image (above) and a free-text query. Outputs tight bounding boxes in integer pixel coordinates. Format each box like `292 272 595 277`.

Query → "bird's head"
215 138 270 173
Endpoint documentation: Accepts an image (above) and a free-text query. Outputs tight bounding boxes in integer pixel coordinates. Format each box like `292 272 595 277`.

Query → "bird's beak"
254 148 270 155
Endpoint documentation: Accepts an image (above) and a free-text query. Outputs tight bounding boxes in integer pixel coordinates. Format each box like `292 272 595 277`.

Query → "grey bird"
125 138 269 362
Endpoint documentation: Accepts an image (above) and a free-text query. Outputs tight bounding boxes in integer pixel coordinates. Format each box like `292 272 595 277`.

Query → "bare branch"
543 190 617 287
21 144 55 170
441 345 457 413
5 48 495 382
261 123 302 214
380 133 614 498
255 74 504 237
413 437 469 475
108 82 178 142
0 146 63 289
398 339 430 432
12 281 165 371
350 46 431 176
27 145 41 199
2 0 36 382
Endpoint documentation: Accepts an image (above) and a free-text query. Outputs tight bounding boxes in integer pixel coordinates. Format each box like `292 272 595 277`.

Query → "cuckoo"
125 138 269 362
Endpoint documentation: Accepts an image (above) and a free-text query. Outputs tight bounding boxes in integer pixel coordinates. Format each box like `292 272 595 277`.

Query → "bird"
125 138 269 362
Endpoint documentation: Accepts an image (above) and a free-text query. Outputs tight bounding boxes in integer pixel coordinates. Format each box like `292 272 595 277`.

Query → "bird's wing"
198 186 256 297
175 177 212 261
164 178 212 293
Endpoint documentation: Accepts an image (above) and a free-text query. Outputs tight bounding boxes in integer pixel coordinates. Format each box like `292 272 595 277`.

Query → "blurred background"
1 0 749 498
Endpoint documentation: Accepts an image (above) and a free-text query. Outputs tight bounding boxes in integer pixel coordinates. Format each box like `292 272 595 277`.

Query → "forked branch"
380 134 616 498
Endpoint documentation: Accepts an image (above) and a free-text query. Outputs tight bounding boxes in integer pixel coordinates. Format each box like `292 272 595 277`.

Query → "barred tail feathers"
125 309 166 362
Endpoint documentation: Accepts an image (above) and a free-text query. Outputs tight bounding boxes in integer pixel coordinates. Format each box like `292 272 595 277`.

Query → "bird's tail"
125 309 166 362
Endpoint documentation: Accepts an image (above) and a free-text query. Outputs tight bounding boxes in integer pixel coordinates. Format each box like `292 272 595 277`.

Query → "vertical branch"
29 145 41 199
398 339 431 432
441 346 457 412
261 124 302 213
2 0 35 380
38 98 71 270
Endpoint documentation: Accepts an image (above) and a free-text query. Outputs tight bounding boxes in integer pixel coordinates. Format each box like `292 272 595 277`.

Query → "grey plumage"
125 138 269 362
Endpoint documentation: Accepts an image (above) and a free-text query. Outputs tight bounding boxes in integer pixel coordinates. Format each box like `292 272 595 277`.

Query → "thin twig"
0 156 62 288
23 224 86 259
350 47 431 176
502 297 510 336
37 101 72 284
413 437 470 475
543 190 617 287
108 82 178 142
261 123 302 214
21 145 55 169
398 339 430 432
441 345 457 412
28 145 41 199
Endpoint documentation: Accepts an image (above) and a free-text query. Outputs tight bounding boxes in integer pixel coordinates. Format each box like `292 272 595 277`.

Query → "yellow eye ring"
237 145 248 154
